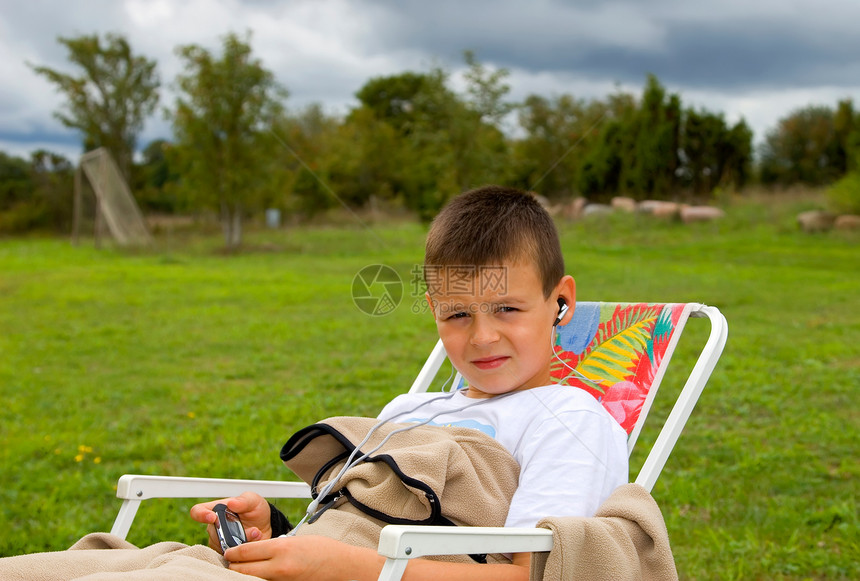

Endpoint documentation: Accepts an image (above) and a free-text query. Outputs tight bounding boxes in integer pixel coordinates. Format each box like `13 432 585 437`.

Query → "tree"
577 76 752 201
833 99 856 174
572 77 686 201
462 50 516 126
30 150 75 230
680 108 725 195
328 106 401 210
29 33 159 185
827 100 860 215
759 105 841 186
354 72 433 135
353 69 464 219
0 152 35 232
274 103 352 216
577 118 629 199
627 75 681 198
719 119 753 190
170 32 287 248
576 89 638 200
577 81 687 201
678 110 753 196
0 150 74 233
135 139 180 213
452 51 515 193
516 94 609 198
347 54 518 219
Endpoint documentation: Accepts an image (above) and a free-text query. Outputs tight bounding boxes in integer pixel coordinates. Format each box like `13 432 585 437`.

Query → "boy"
190 186 628 580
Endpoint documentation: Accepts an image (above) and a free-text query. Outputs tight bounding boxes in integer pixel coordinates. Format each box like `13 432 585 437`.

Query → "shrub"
0 201 50 233
827 171 860 214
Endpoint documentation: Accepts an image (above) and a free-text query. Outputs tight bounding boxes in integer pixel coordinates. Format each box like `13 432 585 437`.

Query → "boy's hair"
425 185 564 298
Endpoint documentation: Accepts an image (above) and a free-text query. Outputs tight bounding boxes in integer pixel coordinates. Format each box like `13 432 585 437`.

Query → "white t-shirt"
377 385 629 528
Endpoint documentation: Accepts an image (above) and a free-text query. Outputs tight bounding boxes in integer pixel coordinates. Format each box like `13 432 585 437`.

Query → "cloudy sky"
2 0 859 162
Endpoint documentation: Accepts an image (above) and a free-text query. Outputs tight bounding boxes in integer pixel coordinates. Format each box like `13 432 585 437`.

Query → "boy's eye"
446 312 469 320
496 306 518 313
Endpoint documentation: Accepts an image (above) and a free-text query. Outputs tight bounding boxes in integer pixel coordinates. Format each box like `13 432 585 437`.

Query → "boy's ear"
425 292 437 321
555 275 576 326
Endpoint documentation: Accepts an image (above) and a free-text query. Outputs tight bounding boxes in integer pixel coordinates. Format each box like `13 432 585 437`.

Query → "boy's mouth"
471 356 510 370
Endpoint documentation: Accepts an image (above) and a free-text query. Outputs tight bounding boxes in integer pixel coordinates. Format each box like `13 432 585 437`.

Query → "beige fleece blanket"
0 532 244 581
282 416 521 564
529 483 679 581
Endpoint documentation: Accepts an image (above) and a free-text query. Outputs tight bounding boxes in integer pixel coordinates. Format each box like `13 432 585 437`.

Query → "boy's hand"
224 535 380 581
189 491 272 552
223 536 529 581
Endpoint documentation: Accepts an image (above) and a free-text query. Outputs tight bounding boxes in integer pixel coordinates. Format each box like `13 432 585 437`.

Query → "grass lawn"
1 194 858 579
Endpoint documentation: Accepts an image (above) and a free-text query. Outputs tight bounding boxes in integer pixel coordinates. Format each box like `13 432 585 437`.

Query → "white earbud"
554 298 569 326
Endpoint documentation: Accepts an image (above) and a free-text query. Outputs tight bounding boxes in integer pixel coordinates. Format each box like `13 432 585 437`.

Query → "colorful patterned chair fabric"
551 302 689 443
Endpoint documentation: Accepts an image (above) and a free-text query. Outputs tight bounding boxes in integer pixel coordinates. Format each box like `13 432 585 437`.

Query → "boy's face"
426 260 575 399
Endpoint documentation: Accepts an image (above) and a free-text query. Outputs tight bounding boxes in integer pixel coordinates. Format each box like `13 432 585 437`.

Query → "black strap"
268 502 293 537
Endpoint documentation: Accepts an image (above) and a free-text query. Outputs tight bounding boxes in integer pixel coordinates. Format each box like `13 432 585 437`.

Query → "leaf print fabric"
551 303 685 433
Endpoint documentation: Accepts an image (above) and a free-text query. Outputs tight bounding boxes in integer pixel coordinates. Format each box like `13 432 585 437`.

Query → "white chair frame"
110 302 727 581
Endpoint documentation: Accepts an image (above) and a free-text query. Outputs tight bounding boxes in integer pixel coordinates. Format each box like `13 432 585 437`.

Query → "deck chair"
110 301 727 581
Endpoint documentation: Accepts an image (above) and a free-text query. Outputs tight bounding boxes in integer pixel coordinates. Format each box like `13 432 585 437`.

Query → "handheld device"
213 503 246 552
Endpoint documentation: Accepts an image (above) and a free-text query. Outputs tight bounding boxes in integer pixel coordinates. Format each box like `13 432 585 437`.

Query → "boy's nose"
469 315 500 347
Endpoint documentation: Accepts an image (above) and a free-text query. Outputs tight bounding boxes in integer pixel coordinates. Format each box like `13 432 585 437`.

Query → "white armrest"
111 474 310 540
378 524 553 558
375 525 553 581
116 474 311 500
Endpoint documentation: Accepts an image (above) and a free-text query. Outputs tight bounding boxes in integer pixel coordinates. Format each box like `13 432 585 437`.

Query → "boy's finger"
226 561 268 578
226 491 264 515
223 537 273 563
189 504 215 524
190 498 234 523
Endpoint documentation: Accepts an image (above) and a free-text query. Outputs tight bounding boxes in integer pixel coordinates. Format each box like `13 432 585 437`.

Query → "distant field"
1 194 858 579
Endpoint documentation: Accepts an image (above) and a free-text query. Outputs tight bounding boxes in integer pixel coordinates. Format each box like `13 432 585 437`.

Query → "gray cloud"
365 0 860 91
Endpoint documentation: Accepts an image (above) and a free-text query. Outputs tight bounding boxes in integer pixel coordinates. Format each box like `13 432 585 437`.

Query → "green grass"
1 196 858 579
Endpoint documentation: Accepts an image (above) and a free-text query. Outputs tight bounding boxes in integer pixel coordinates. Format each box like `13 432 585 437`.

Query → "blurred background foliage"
2 31 860 243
